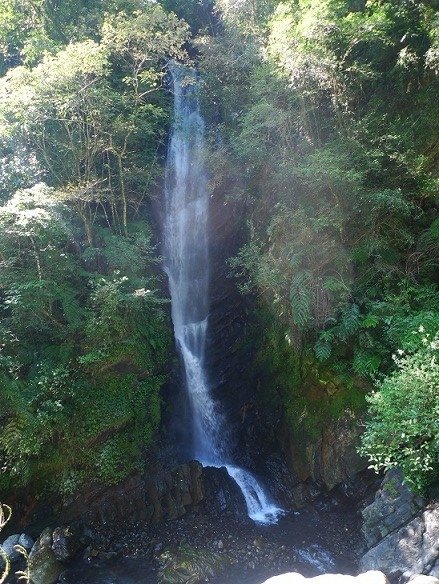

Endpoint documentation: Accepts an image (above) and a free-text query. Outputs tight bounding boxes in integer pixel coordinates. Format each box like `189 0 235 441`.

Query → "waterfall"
163 65 283 525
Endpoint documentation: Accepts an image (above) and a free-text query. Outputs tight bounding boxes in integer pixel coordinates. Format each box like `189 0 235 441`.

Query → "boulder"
28 528 63 584
430 562 439 578
1 534 21 563
362 469 424 549
157 544 227 584
18 533 35 551
203 465 248 519
262 571 389 583
360 503 439 581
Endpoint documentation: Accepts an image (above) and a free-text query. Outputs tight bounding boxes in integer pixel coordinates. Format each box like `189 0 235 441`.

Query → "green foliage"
0 1 183 499
290 271 313 328
359 329 439 493
0 5 189 239
206 0 439 489
0 203 170 495
250 311 366 451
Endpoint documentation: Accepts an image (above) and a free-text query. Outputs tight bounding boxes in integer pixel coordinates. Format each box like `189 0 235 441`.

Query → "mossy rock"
158 544 229 584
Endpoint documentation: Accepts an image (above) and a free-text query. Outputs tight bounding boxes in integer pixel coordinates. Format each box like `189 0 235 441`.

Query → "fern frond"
290 271 312 329
338 303 360 340
353 350 381 377
314 330 334 361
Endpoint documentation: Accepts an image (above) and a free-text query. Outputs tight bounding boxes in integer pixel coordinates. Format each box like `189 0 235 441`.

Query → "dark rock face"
279 411 367 503
201 179 369 509
205 186 249 416
360 470 439 581
202 466 248 520
61 461 248 529
144 460 204 522
62 474 149 527
258 411 369 510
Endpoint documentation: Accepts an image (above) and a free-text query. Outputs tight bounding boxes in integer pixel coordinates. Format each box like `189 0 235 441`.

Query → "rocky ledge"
60 460 248 528
360 469 439 582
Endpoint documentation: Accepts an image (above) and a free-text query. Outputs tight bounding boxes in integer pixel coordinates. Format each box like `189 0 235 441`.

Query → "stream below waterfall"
59 498 363 584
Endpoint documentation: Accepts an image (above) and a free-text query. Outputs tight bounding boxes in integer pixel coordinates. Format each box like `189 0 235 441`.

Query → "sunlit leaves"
102 6 189 97
359 330 439 492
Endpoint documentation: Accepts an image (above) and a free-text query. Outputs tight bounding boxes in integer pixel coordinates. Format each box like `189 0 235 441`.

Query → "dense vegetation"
196 0 439 491
0 0 437 503
0 0 189 498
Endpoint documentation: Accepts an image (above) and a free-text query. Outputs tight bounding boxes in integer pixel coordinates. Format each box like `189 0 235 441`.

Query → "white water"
163 65 283 525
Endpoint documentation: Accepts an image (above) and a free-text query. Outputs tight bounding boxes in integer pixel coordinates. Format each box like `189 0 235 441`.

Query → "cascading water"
163 65 283 525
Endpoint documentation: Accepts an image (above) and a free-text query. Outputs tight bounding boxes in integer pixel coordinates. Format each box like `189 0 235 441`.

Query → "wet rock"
18 533 34 551
265 455 311 509
82 545 99 561
145 460 205 522
1 534 21 563
202 466 248 519
79 527 95 546
360 502 439 581
52 526 82 561
262 572 389 583
28 528 63 584
97 550 118 560
362 469 424 549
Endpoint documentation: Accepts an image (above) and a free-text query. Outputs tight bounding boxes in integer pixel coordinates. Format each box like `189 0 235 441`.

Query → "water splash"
163 64 283 524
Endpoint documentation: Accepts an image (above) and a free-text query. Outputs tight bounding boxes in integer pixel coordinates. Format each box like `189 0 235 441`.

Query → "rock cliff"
360 470 439 582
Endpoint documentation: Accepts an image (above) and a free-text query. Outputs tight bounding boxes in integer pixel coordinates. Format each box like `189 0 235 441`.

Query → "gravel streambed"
60 497 363 584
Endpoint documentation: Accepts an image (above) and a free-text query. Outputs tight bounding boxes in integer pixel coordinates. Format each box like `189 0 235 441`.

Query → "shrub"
359 328 439 493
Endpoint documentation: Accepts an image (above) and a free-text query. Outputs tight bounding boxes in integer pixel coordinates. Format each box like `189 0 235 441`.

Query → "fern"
352 350 381 378
314 330 334 361
337 303 360 340
0 420 24 456
290 271 312 329
362 313 379 329
419 217 439 247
